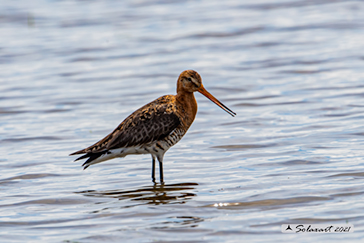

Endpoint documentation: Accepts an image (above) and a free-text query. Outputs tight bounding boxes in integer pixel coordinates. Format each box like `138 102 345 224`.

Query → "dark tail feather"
72 152 106 170
83 153 104 169
74 153 91 161
69 149 87 156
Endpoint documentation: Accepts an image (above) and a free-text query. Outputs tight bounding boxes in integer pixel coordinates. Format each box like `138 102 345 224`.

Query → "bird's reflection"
77 182 198 205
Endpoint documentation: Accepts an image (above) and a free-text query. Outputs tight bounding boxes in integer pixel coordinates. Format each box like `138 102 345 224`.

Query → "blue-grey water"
1 0 364 242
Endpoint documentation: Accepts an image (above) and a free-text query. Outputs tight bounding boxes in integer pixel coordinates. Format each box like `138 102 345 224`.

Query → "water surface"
1 0 364 242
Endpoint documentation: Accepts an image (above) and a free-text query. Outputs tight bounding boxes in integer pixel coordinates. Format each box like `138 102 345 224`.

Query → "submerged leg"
151 155 156 183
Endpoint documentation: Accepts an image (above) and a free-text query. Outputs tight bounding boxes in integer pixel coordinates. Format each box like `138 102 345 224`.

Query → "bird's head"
177 70 236 117
178 70 202 93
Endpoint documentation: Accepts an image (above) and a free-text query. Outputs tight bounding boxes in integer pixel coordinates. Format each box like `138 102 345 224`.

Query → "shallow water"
1 0 364 242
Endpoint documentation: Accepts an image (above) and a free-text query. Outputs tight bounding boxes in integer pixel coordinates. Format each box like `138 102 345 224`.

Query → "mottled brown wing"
106 103 180 150
70 96 180 155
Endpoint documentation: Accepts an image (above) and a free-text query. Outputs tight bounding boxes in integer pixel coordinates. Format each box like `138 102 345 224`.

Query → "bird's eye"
187 77 192 82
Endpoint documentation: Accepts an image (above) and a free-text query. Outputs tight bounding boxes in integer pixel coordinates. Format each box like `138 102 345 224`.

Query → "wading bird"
70 70 236 183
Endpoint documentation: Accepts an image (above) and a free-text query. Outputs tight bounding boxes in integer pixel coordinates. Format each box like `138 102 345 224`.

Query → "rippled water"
1 0 364 242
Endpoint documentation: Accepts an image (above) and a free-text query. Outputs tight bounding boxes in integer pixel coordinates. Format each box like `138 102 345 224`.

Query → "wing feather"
70 95 180 156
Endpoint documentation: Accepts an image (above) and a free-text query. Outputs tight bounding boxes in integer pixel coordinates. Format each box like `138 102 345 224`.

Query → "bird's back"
70 95 184 168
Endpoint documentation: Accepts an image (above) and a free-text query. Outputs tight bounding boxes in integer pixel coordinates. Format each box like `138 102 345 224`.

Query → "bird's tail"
72 151 109 170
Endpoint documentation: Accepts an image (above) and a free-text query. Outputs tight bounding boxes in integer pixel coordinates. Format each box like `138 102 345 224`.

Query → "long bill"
198 86 236 117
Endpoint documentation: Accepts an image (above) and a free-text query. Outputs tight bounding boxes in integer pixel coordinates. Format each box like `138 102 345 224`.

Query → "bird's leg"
151 155 156 183
157 154 164 184
159 161 164 184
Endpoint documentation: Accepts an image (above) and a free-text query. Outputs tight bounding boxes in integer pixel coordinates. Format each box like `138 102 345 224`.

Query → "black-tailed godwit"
70 70 236 182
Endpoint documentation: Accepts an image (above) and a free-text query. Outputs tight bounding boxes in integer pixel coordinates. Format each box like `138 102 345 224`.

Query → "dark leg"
156 154 165 184
151 155 156 183
159 161 164 184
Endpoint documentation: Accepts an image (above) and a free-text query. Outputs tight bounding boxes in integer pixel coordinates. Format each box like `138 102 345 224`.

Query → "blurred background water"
1 0 364 242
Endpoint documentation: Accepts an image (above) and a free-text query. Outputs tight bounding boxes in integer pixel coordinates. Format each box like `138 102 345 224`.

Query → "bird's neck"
176 91 197 127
